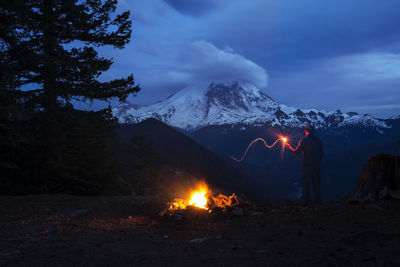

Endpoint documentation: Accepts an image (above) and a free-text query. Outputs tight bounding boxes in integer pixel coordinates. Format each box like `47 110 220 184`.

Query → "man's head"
305 124 315 136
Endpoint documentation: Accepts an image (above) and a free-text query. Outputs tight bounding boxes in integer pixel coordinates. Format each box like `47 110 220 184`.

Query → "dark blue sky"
101 0 400 118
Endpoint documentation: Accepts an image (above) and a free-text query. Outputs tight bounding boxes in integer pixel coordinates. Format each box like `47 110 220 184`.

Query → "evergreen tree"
0 1 27 191
0 0 140 194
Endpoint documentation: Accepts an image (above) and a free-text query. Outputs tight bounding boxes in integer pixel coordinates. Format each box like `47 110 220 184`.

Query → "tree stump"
354 154 400 201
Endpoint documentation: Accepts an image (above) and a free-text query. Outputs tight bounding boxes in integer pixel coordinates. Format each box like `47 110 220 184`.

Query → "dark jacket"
293 134 324 168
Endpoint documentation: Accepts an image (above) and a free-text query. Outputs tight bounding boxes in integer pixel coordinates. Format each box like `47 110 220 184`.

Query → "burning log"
167 198 188 211
159 182 253 219
209 193 239 210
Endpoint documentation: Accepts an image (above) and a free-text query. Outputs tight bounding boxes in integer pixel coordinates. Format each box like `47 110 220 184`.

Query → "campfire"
160 181 252 219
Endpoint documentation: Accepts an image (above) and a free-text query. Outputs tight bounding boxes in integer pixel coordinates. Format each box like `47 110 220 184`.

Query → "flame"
189 191 208 209
168 198 188 211
188 182 209 209
167 182 210 211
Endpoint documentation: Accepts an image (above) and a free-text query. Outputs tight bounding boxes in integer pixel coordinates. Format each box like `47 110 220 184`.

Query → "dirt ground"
1 195 400 267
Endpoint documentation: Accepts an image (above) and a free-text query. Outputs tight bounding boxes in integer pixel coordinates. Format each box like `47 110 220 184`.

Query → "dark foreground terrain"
1 195 400 266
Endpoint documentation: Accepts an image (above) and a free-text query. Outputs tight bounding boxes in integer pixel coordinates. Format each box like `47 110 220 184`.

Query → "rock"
185 206 209 220
389 190 400 200
188 235 222 244
354 154 400 201
71 209 89 217
171 213 184 221
231 208 244 216
158 207 168 217
379 187 389 199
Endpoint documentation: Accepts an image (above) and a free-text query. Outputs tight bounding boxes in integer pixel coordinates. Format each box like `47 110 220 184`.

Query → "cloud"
122 40 268 105
164 0 224 17
198 0 400 70
176 40 268 88
327 53 400 81
266 52 400 118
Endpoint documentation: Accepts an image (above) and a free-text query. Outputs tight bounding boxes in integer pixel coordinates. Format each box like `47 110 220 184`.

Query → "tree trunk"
43 0 57 112
41 0 58 189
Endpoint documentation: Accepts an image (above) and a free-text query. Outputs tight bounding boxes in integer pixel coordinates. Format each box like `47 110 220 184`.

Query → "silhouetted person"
287 125 323 204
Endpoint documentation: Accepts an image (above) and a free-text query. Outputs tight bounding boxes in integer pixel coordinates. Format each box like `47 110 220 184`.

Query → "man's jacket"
293 134 323 167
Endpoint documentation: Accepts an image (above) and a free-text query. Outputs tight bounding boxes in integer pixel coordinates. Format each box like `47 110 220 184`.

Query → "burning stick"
231 137 288 162
161 182 248 218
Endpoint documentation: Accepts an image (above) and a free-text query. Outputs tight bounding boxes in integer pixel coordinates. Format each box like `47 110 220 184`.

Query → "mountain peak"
114 82 390 131
204 81 275 114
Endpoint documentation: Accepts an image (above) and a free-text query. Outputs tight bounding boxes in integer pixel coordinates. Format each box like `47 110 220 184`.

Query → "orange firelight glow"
281 137 287 143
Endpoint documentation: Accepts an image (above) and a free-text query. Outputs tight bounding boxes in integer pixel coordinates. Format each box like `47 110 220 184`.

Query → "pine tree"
0 0 140 194
0 1 27 191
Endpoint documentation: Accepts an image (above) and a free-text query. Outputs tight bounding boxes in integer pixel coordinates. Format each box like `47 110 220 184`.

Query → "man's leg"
302 167 311 204
312 168 322 204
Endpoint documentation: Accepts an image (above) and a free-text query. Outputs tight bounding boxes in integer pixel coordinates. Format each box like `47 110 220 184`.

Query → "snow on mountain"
113 81 390 131
390 115 400 120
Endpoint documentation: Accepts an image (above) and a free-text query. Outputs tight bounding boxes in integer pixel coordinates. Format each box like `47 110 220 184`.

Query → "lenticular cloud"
178 40 268 89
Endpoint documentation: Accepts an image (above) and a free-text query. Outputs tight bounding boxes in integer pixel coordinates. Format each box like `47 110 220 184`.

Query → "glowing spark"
281 137 287 143
231 137 283 162
189 191 208 209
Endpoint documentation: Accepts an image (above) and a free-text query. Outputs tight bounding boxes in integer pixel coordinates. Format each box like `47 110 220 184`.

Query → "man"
287 125 323 204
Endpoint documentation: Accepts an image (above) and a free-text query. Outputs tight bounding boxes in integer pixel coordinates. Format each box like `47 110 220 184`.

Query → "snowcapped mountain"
113 81 390 131
390 115 400 120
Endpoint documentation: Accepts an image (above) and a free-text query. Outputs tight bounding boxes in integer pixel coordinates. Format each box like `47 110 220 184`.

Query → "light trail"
231 137 284 162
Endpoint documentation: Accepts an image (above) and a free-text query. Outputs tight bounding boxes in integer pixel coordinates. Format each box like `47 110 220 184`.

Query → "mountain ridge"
113 81 391 131
113 118 266 199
